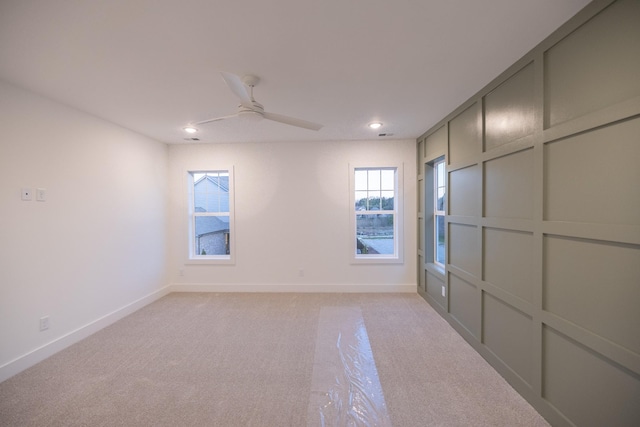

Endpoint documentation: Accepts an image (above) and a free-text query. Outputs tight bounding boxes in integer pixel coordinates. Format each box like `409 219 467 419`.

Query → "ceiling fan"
193 72 323 131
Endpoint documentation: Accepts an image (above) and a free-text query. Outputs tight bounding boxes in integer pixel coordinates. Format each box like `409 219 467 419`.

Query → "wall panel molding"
417 1 640 425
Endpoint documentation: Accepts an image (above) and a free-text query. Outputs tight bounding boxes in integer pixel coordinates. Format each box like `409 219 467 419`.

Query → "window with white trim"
188 170 234 263
434 159 446 266
350 165 403 263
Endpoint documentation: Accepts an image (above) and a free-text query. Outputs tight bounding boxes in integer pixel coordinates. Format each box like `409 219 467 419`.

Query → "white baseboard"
169 282 416 293
0 285 171 383
1 283 415 383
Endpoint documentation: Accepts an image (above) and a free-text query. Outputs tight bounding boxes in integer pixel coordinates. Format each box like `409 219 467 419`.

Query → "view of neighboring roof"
194 174 230 214
193 174 230 236
195 216 229 237
194 174 229 192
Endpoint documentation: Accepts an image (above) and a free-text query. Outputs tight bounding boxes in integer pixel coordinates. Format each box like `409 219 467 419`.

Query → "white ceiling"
0 0 590 145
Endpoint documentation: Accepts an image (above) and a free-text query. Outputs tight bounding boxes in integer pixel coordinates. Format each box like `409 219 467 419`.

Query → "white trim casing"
349 163 404 264
185 167 235 265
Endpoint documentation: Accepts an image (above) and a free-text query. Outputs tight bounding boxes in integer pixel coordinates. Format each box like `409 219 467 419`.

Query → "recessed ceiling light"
183 126 198 134
368 122 383 130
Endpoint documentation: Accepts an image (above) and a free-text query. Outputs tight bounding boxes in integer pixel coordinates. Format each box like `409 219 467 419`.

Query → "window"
350 165 403 263
188 170 234 263
433 159 446 266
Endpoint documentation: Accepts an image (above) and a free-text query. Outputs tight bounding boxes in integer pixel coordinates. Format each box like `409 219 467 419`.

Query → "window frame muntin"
433 159 446 267
349 163 404 264
186 167 235 265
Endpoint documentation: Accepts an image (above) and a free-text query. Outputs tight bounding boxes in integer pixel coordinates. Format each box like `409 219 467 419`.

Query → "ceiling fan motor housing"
242 75 260 87
238 109 263 122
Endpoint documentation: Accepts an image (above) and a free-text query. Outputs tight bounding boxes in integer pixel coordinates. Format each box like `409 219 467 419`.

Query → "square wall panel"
544 0 640 127
483 293 533 385
483 228 533 303
449 273 479 338
544 235 640 354
484 62 535 151
449 223 479 277
425 125 447 159
418 215 424 252
449 103 479 165
449 165 479 217
484 148 533 220
544 117 640 225
426 271 446 310
418 178 425 214
543 326 640 426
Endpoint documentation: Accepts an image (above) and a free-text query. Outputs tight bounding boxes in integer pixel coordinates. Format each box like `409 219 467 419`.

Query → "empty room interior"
1 0 638 426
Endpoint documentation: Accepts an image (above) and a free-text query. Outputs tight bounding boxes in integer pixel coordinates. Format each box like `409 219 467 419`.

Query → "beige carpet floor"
0 293 549 426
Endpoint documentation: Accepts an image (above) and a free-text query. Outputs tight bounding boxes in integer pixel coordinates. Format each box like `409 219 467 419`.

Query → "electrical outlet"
21 188 33 201
36 188 47 201
298 269 304 277
39 316 50 331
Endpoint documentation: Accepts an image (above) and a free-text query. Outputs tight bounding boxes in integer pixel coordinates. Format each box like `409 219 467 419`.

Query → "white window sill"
185 257 234 266
425 262 445 278
351 256 404 265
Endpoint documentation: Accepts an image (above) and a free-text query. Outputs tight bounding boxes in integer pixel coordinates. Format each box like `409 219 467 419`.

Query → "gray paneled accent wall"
416 1 640 426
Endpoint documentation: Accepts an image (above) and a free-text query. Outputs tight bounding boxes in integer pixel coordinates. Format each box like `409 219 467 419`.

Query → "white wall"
0 80 417 381
0 80 169 380
168 139 417 292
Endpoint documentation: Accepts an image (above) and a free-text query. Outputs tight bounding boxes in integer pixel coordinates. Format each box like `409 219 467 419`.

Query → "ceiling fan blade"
263 112 323 131
194 113 238 125
220 72 253 108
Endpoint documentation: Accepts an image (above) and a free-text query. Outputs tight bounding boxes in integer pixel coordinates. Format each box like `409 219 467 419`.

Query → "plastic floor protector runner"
307 306 392 427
